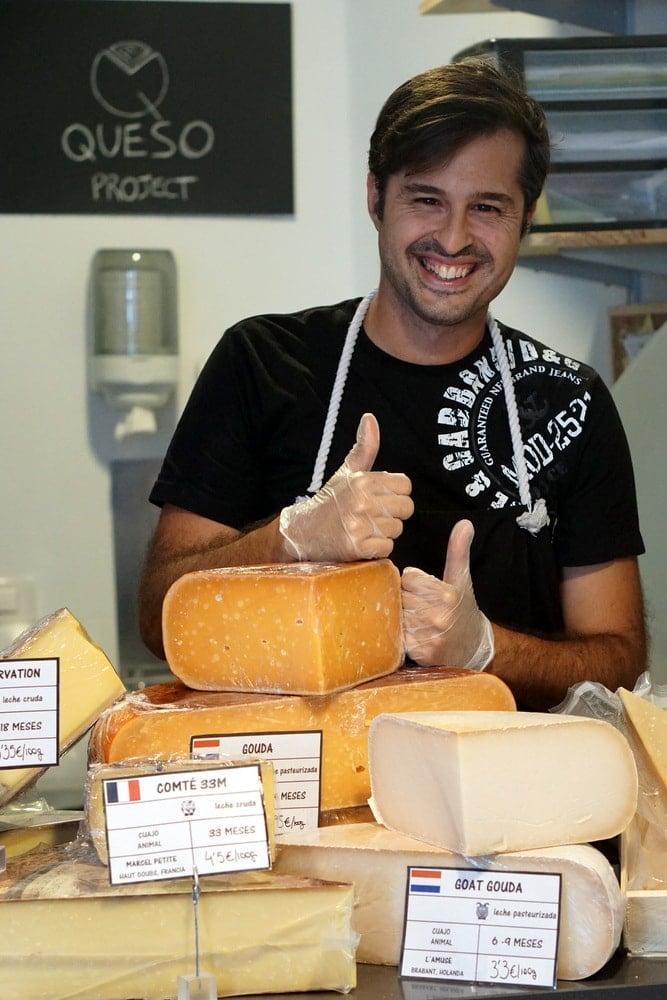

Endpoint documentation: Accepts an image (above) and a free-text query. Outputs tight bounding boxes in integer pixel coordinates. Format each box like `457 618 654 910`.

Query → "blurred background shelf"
419 0 633 35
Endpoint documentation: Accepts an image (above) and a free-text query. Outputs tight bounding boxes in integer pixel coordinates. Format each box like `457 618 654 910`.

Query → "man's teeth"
422 259 473 280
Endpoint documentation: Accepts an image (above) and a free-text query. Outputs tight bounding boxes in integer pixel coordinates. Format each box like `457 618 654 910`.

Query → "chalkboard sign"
0 0 293 215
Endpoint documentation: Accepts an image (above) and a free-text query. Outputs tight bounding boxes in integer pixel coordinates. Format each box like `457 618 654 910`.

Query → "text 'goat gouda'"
0 609 125 806
368 710 638 854
274 822 625 980
89 668 516 811
163 559 403 694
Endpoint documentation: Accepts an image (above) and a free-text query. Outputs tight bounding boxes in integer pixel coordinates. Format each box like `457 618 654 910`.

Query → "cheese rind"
89 668 516 811
274 822 625 980
84 757 277 865
0 609 126 805
0 845 357 999
162 559 403 694
368 710 638 854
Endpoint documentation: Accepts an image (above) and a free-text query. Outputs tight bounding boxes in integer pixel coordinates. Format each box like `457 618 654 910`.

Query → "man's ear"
521 200 537 237
366 173 382 230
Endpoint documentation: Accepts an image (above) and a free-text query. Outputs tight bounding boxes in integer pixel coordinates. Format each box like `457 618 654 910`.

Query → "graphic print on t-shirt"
436 333 591 513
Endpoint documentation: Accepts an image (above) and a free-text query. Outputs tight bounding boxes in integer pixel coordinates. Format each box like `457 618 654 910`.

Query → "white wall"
0 0 646 670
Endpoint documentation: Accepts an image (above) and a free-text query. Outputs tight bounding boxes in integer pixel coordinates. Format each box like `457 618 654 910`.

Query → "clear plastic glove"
279 412 413 561
401 519 494 671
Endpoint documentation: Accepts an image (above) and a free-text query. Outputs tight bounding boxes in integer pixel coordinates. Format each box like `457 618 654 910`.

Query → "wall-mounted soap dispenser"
89 249 178 441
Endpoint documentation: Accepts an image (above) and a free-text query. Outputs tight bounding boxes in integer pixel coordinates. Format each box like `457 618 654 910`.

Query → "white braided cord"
488 312 549 535
303 294 547 535
305 289 376 494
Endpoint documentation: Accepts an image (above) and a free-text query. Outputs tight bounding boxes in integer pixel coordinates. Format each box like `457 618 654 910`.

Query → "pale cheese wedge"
274 822 625 980
88 668 516 812
0 609 125 805
0 845 356 999
162 559 403 694
85 757 277 865
619 687 667 796
368 711 638 855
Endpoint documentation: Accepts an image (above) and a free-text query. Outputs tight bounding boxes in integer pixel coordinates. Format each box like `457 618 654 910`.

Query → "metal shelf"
518 227 667 289
418 0 632 34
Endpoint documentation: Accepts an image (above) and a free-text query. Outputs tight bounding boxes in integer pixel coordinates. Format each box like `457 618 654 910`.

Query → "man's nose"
432 209 473 256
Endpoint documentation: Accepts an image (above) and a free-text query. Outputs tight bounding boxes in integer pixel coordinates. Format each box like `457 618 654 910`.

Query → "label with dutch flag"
190 729 322 834
401 865 561 989
102 764 271 886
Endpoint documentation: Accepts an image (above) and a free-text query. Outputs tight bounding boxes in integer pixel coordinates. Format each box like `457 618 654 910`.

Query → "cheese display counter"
252 957 667 1000
1 592 665 1000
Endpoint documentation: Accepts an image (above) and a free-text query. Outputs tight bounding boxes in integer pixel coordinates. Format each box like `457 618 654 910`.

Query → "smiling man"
139 60 647 710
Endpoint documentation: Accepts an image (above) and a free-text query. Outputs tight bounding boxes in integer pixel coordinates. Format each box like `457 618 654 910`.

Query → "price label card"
400 866 561 990
191 730 322 833
103 763 270 886
0 658 59 768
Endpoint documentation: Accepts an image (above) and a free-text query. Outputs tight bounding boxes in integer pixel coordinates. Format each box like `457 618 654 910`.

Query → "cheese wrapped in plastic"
162 559 403 694
0 844 357 999
0 609 125 805
89 668 516 812
274 822 625 980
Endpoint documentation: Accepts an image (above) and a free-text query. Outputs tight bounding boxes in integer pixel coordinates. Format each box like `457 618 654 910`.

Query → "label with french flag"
104 778 142 804
101 764 271 886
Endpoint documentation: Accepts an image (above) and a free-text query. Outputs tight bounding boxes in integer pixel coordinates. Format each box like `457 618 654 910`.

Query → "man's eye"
475 203 500 213
416 197 438 206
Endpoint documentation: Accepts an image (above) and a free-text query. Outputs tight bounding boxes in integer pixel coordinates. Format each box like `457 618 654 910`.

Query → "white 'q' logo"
91 41 169 119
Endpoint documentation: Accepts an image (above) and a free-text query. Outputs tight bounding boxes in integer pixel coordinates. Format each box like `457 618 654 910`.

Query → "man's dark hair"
368 58 551 223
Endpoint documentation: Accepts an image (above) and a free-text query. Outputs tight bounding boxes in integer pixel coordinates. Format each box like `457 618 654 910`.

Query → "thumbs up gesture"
279 412 413 561
401 520 495 671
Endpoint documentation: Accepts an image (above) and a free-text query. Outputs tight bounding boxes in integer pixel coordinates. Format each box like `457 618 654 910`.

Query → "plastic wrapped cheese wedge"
618 687 667 956
88 668 516 812
0 844 356 1000
368 711 638 854
274 822 625 980
0 608 125 806
619 687 667 795
162 559 403 694
85 757 277 865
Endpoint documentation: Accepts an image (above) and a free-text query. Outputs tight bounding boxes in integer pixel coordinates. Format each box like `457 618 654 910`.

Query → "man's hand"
401 519 494 670
279 412 413 561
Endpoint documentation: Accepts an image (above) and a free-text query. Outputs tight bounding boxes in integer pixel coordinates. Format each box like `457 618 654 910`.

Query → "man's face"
367 129 533 334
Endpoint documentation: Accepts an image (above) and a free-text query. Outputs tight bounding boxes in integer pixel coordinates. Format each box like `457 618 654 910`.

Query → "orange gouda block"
89 668 516 812
162 559 403 694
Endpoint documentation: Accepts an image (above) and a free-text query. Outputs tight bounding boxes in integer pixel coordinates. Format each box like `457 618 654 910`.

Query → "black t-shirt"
151 298 644 634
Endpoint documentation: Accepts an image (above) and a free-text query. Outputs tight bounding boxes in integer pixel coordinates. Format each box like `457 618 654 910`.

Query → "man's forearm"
488 622 647 711
138 517 288 660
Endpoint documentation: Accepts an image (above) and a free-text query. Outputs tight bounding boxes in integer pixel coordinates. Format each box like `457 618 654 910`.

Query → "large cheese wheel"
274 822 626 980
0 609 125 806
162 559 403 694
89 668 516 812
368 710 638 854
0 845 356 1000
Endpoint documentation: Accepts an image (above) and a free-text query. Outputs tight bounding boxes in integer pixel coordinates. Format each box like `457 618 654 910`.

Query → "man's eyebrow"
401 181 516 206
